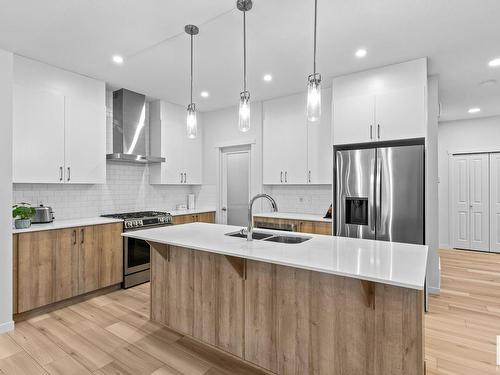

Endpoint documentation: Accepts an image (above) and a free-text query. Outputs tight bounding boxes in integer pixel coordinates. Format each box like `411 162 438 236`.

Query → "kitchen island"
123 222 428 375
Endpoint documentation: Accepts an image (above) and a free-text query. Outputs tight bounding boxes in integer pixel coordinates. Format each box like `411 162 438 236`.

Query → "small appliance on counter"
32 204 55 224
323 204 332 219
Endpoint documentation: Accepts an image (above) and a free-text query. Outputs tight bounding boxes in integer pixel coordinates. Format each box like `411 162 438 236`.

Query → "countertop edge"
123 230 426 291
13 217 123 234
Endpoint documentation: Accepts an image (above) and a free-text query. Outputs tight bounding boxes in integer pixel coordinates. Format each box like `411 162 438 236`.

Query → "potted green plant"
12 203 36 229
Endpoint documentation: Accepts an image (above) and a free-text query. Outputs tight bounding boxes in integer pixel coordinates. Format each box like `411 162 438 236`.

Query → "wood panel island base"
134 224 427 375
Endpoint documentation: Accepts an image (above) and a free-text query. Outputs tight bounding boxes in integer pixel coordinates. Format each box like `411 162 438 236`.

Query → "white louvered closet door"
451 154 490 251
452 155 471 249
490 153 500 253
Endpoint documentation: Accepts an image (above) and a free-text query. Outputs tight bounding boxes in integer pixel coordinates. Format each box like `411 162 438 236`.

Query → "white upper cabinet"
332 58 428 145
263 89 331 185
149 101 202 185
13 56 106 184
333 94 375 145
375 85 426 141
65 96 106 184
307 88 333 184
13 85 65 183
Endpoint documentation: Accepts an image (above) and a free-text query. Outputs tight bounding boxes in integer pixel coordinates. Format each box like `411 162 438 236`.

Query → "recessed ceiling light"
479 79 497 87
488 58 500 67
468 107 481 114
200 91 209 98
355 48 367 58
263 74 273 82
112 55 124 64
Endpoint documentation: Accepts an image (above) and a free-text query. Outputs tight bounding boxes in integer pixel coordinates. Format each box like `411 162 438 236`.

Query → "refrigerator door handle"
375 156 381 235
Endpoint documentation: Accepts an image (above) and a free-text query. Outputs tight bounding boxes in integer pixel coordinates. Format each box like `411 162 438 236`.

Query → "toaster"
32 205 55 223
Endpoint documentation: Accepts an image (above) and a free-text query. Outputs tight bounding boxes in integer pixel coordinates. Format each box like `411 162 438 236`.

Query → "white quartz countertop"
254 212 332 223
168 208 216 216
123 222 428 290
13 217 123 234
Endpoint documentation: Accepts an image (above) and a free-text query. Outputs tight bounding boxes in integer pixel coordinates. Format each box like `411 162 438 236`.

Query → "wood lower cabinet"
171 211 216 225
16 222 123 314
254 216 332 235
98 223 123 288
150 243 424 375
150 243 244 357
12 235 18 315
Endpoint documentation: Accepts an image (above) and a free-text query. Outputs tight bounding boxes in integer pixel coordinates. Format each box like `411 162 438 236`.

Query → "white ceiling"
0 0 499 121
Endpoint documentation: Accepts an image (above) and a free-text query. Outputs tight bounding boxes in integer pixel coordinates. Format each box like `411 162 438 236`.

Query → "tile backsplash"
13 163 195 220
263 185 332 215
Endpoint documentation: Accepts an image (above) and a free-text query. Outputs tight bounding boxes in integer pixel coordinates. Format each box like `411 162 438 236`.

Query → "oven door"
124 224 171 275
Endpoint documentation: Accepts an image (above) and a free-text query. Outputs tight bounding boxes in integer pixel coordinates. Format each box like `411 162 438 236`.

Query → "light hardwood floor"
426 249 500 374
1 248 499 375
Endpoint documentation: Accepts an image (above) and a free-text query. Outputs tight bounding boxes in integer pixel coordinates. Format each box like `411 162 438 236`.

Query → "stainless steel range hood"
106 89 165 164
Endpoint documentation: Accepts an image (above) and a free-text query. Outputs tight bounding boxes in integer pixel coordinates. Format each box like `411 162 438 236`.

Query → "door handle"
377 124 380 140
184 173 187 184
280 171 283 183
180 173 183 183
72 230 77 245
370 125 373 140
285 171 288 183
80 228 84 244
308 170 311 183
67 167 71 182
221 207 227 212
59 166 63 182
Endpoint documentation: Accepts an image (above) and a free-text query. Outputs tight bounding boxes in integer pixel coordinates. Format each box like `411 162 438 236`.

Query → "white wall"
0 49 14 333
438 115 500 248
426 76 440 294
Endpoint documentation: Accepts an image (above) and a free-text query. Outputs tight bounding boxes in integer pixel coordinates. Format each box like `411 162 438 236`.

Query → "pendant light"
185 24 199 139
237 0 252 132
306 0 321 122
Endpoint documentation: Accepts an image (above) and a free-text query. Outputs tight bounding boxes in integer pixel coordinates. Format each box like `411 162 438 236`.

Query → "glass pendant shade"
186 103 197 139
307 73 321 122
239 91 251 132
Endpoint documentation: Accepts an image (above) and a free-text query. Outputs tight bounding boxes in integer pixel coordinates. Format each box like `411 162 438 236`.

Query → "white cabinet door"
333 94 375 145
490 153 500 253
307 88 332 184
263 93 308 184
162 102 185 184
375 86 426 141
13 85 65 183
65 96 106 184
469 154 489 251
451 156 470 249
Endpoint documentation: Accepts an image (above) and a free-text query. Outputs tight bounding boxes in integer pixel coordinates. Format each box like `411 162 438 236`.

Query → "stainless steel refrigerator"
335 143 425 245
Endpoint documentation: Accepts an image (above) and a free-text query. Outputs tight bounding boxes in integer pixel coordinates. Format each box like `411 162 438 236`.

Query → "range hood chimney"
106 89 165 164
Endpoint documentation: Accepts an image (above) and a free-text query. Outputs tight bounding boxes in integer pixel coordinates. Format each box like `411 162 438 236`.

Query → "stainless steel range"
101 211 172 288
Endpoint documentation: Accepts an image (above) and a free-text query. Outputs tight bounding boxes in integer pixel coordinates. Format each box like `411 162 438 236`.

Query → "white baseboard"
439 243 452 250
0 320 14 334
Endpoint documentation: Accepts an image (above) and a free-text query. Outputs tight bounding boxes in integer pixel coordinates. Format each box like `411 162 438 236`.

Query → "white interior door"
490 153 500 253
220 147 250 226
451 155 470 249
469 154 489 251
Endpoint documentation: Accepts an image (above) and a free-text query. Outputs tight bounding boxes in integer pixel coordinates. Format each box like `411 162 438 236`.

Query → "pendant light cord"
243 10 247 92
313 0 317 75
190 33 194 105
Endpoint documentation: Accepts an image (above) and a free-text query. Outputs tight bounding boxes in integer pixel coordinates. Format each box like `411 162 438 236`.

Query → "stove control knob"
125 222 130 228
138 220 143 226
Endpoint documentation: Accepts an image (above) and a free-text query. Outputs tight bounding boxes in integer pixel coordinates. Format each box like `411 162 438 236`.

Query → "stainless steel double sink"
225 230 312 244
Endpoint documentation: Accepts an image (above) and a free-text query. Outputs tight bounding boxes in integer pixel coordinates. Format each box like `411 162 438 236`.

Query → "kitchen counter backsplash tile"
13 163 194 220
262 185 332 215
